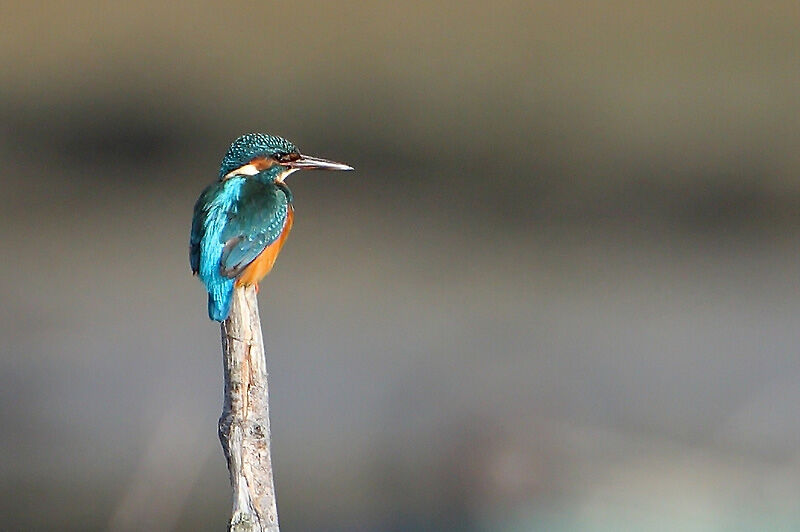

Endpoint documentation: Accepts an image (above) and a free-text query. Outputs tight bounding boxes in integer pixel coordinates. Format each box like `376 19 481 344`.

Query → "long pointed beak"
289 154 354 171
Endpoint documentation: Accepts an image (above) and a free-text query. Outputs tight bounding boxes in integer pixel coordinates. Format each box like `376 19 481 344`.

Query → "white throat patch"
277 168 299 182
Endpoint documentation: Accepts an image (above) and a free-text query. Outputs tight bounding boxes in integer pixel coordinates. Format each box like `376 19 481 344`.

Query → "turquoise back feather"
191 177 246 321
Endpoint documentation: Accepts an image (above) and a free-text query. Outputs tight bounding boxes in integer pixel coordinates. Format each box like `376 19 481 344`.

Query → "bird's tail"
207 280 235 321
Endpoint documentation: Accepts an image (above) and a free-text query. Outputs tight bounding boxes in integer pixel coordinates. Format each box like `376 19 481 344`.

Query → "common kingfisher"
190 133 353 321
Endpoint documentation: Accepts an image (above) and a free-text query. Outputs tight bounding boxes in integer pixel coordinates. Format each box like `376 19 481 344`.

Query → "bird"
190 133 353 321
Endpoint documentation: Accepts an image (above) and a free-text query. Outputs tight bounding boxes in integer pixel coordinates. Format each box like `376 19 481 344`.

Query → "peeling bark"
219 285 279 532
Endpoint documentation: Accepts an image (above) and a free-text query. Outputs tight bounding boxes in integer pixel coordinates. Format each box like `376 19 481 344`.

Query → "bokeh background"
2 2 800 530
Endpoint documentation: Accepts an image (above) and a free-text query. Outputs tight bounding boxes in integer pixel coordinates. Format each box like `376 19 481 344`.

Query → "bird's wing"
218 181 290 278
189 184 218 274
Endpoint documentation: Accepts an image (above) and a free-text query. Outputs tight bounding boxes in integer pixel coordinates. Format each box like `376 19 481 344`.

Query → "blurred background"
1 1 799 530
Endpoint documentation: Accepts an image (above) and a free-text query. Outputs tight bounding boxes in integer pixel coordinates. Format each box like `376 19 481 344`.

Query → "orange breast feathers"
235 207 295 287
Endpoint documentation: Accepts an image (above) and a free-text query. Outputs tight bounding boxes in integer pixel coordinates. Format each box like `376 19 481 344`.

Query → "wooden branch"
219 285 279 532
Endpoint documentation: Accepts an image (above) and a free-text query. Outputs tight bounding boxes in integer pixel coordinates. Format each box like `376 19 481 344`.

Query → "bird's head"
218 133 353 182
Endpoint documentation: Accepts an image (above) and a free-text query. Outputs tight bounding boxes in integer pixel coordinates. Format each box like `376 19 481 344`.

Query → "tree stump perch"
219 285 279 532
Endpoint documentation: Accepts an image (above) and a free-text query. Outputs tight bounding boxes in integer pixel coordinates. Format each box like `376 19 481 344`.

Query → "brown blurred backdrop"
1 1 800 531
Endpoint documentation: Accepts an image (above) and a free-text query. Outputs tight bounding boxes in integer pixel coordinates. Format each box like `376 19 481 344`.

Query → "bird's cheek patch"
250 156 279 171
223 157 278 180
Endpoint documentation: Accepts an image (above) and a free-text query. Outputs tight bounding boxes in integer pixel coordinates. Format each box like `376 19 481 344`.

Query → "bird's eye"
279 152 300 163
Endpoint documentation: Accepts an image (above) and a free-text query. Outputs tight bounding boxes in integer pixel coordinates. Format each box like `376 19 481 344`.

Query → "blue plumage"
191 177 246 321
191 133 352 321
191 176 292 321
219 188 290 276
218 133 297 178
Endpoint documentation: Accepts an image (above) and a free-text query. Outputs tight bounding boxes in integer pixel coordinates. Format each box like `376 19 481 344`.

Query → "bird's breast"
235 206 294 287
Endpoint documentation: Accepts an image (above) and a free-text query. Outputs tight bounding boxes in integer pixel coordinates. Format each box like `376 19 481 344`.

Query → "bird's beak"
289 155 354 171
